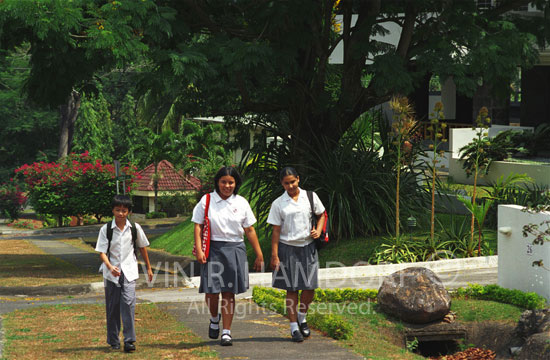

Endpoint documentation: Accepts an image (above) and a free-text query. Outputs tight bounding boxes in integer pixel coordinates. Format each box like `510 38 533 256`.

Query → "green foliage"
453 284 547 310
313 288 378 303
0 48 58 181
509 123 550 157
369 235 423 264
15 152 136 225
145 211 167 219
72 91 114 161
251 287 353 340
459 129 518 176
158 193 196 217
243 112 428 241
0 183 26 220
483 173 539 227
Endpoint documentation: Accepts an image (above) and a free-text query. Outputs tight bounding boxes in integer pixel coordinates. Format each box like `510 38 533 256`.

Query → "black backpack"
106 221 138 257
306 191 329 250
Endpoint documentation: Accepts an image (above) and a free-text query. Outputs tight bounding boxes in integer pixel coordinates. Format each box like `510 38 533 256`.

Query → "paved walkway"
0 225 501 360
158 301 363 359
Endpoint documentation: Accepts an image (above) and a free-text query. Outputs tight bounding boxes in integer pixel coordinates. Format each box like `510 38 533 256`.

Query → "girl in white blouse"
192 167 264 346
267 167 326 342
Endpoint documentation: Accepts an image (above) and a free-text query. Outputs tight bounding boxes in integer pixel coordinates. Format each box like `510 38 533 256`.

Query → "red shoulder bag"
192 193 211 259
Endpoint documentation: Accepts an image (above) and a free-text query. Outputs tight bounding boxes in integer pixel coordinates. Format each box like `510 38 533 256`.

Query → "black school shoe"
124 342 136 353
110 344 121 350
291 330 304 343
299 322 311 337
209 315 221 339
220 334 233 346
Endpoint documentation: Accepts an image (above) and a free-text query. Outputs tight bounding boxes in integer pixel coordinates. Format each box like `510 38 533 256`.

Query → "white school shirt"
95 219 150 284
191 191 256 242
267 188 325 247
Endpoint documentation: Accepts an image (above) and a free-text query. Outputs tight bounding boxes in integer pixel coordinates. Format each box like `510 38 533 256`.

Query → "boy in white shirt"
95 195 153 352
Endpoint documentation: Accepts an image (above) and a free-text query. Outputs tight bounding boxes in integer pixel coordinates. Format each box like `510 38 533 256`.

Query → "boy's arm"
99 252 121 277
139 247 154 282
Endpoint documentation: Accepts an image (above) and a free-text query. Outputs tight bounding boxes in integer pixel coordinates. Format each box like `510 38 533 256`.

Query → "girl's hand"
270 256 280 271
310 228 321 239
253 256 264 272
195 250 207 264
109 265 121 277
147 268 154 282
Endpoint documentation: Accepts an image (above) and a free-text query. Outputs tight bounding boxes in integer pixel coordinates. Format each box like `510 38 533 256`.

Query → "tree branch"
396 1 416 59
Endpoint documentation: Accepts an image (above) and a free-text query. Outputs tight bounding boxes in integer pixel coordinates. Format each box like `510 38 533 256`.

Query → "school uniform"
95 219 149 347
267 188 325 291
191 191 256 294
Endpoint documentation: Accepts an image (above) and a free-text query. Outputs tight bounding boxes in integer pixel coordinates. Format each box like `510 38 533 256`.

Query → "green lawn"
149 212 498 267
149 219 196 258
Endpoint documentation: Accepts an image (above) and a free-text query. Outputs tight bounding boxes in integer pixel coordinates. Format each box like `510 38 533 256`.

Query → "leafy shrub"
484 174 550 228
459 129 520 176
314 288 378 302
0 183 26 220
243 113 428 240
369 235 422 264
158 193 196 217
146 211 167 219
453 284 547 310
252 287 353 340
15 152 136 225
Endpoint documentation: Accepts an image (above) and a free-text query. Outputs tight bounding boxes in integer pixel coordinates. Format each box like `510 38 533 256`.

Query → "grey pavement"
157 301 363 360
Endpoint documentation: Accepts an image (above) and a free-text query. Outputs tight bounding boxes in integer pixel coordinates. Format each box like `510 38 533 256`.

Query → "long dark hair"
213 166 243 195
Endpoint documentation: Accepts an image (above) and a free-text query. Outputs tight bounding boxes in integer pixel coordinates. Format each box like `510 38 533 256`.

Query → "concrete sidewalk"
157 301 363 360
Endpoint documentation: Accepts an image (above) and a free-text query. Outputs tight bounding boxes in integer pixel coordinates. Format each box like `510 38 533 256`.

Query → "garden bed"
252 286 546 359
449 158 550 186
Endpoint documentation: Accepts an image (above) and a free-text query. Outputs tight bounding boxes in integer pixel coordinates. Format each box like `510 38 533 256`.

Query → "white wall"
449 126 534 159
498 205 550 303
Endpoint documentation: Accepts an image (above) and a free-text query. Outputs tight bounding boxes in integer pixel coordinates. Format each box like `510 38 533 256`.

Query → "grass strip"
150 219 195 257
252 287 353 340
1 303 216 360
0 240 102 287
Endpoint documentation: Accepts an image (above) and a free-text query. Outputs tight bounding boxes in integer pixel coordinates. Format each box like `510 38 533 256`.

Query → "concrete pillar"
441 77 457 120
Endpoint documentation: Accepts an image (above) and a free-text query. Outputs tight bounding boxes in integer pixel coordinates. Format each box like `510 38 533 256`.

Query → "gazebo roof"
135 160 201 192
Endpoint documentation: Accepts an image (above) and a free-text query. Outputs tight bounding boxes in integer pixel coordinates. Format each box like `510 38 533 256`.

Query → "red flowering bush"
15 152 137 226
0 183 27 220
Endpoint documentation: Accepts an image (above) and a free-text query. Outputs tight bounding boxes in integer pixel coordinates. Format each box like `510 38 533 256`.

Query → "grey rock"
515 308 550 340
377 267 451 324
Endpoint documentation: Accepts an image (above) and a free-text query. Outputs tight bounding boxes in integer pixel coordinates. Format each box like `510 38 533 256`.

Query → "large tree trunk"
58 89 81 159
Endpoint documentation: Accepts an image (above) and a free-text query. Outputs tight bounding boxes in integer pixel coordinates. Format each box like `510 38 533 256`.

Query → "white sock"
210 315 220 330
297 311 307 324
222 329 231 338
290 322 299 334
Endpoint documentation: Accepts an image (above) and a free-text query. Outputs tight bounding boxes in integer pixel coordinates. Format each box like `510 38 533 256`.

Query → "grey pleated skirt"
199 240 249 294
272 241 319 291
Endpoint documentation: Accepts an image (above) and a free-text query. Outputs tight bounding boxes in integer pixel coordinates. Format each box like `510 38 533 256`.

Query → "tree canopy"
1 0 548 160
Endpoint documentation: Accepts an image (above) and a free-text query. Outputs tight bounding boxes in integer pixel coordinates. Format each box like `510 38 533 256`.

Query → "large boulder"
377 267 451 324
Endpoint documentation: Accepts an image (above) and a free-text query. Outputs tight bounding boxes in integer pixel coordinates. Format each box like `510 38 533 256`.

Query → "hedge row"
453 284 547 310
252 287 353 340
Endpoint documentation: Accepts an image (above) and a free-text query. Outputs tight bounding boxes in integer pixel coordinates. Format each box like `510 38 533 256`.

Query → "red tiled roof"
135 160 201 192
